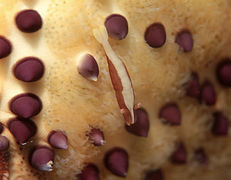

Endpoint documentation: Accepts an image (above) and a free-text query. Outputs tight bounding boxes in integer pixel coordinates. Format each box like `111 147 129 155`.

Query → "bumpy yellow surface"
0 0 231 179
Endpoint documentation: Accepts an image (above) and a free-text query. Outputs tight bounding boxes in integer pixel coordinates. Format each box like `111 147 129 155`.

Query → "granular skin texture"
0 0 231 180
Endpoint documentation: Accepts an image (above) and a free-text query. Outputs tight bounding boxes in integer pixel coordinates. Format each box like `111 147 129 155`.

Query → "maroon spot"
105 14 128 40
194 148 208 165
13 57 45 82
48 131 68 149
8 118 37 145
170 143 187 164
216 59 231 87
0 136 9 152
159 103 181 125
0 123 4 134
104 147 129 177
145 23 166 48
78 54 99 81
175 30 193 52
186 73 200 99
200 81 216 106
15 9 42 33
212 112 229 136
125 108 150 137
145 169 164 180
77 164 100 180
87 128 105 146
30 146 54 172
9 93 42 119
0 36 12 59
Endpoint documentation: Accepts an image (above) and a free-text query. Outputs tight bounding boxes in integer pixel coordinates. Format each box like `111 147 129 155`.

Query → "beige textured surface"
0 0 231 179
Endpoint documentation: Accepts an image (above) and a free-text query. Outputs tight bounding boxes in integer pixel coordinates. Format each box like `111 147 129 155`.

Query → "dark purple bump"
0 123 4 134
186 73 200 98
212 112 229 136
8 118 37 145
194 148 208 165
13 57 45 82
175 30 193 52
48 131 68 149
0 136 9 152
159 103 181 125
105 14 128 40
87 128 105 146
144 23 166 48
145 169 164 180
216 59 231 87
200 81 216 106
78 164 100 180
15 9 42 33
104 147 129 177
30 146 54 172
125 108 150 137
0 36 12 59
78 54 99 81
170 143 187 164
9 93 42 119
